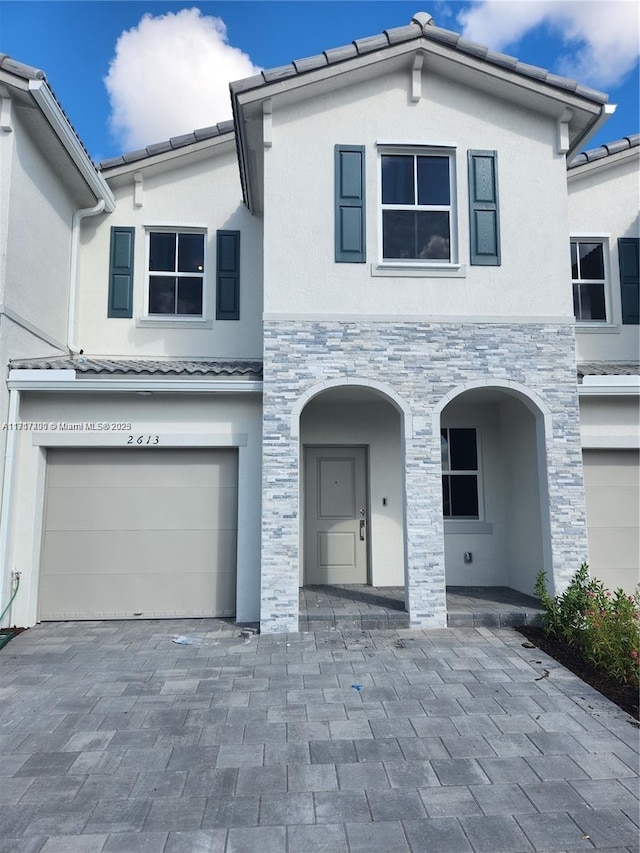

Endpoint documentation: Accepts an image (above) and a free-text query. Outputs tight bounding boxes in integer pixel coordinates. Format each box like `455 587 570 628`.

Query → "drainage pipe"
0 387 19 623
68 199 105 354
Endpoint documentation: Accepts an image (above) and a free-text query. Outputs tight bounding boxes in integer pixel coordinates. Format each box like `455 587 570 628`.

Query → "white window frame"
570 235 613 327
377 144 458 270
441 426 484 521
141 226 209 324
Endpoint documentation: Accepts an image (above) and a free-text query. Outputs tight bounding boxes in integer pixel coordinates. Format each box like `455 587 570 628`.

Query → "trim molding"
263 313 574 325
8 370 263 394
0 304 67 352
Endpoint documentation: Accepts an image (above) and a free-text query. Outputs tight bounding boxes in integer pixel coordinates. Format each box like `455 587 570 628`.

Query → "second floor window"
381 152 453 262
571 239 606 322
148 231 205 316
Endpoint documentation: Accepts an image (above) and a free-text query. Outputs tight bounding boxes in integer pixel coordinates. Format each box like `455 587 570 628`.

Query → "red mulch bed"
516 625 639 721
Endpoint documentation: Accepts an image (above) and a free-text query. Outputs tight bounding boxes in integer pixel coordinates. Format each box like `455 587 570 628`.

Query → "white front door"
305 446 368 585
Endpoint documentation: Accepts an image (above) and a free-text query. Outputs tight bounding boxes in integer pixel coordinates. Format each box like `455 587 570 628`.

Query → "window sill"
136 318 213 330
444 521 493 534
371 264 467 278
575 323 619 334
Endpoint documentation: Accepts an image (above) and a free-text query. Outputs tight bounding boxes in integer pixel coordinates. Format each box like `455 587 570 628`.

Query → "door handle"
359 519 366 541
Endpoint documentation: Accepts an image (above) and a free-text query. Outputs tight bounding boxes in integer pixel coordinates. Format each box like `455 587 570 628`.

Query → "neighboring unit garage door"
40 449 238 620
582 449 640 594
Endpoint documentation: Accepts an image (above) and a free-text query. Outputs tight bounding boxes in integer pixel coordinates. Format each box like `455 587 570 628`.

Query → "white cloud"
104 8 260 151
458 0 639 89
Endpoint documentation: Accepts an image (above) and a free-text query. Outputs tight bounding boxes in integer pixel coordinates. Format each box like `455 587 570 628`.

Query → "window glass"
440 431 450 472
570 242 578 279
579 283 606 321
381 151 453 263
417 156 450 205
449 428 477 470
381 155 413 204
148 276 176 314
383 211 450 260
177 278 203 315
450 475 479 517
578 243 604 280
147 230 205 317
149 233 176 272
178 234 205 273
571 239 607 322
441 428 480 519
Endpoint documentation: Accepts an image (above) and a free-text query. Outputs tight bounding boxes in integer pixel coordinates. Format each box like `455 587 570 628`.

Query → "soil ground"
516 625 639 721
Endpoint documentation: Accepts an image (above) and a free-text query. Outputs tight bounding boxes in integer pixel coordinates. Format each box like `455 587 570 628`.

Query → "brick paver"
0 620 637 852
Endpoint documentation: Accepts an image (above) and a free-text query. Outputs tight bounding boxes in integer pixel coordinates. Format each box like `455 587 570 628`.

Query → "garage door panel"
588 527 640 569
47 449 238 488
583 449 640 483
40 571 236 620
583 449 639 595
583 485 640 528
41 449 238 620
45 486 238 531
42 529 237 575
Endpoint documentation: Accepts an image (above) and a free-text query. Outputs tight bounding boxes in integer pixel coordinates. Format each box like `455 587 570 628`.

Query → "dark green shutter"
216 230 240 320
108 227 134 318
335 145 366 263
468 150 500 266
618 237 639 324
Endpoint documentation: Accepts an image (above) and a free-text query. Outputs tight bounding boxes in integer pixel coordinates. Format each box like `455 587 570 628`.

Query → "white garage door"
583 449 640 594
40 449 238 620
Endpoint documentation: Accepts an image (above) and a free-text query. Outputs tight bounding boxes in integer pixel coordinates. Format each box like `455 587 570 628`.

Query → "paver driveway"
0 621 638 853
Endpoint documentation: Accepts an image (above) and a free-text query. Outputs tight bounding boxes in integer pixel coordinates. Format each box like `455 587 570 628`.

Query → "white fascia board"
235 38 604 120
101 133 236 181
568 143 639 181
581 435 640 449
8 370 263 393
29 80 115 212
579 375 640 396
566 103 616 160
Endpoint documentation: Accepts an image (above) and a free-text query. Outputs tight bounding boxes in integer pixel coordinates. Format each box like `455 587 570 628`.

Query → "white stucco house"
0 12 638 633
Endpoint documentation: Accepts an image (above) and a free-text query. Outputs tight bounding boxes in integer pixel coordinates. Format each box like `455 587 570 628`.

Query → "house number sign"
127 435 160 445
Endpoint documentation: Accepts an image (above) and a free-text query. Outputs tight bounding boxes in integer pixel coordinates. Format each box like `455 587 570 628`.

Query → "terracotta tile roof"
230 11 608 104
96 11 609 174
10 357 263 378
98 121 235 171
577 362 640 380
568 133 640 169
0 54 100 174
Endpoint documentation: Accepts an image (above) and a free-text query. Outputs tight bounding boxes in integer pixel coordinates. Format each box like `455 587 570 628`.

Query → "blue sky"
1 1 638 162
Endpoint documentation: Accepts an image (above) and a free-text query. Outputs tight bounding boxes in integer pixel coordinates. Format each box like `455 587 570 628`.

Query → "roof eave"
566 103 617 161
27 79 115 212
99 131 236 179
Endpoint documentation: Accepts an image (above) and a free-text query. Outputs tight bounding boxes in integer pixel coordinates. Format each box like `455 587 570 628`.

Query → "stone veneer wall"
260 321 588 633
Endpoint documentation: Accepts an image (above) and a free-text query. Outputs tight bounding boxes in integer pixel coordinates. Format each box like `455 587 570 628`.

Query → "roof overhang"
568 140 639 181
8 368 263 394
0 68 114 212
232 34 608 214
101 131 237 187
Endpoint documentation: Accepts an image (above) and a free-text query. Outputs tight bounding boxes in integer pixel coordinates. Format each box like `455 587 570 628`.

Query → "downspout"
567 103 616 161
68 199 105 354
0 387 19 625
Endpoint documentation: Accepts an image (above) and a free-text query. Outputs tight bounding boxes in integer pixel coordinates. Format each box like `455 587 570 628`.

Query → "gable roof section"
231 11 610 214
231 11 607 104
0 55 114 211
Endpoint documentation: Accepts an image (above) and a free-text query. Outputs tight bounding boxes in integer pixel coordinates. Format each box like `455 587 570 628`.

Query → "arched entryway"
296 381 410 624
435 382 553 607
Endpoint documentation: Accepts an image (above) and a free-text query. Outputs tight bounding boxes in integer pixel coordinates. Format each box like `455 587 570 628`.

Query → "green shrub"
535 564 640 689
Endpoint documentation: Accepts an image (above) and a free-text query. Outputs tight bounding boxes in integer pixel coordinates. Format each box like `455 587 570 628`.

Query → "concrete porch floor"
299 585 544 631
